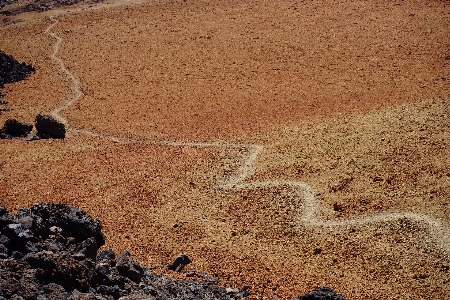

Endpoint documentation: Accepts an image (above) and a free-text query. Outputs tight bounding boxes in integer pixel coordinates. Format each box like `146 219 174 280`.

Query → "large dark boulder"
52 252 90 292
35 114 66 139
0 118 33 138
75 237 98 261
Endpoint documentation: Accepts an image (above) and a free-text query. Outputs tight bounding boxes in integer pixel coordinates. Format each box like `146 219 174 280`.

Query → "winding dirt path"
44 17 450 256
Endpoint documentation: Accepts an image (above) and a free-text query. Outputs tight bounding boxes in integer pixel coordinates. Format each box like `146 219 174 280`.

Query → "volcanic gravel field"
1 0 450 299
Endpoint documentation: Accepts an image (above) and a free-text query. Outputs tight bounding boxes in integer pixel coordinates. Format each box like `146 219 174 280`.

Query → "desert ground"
1 0 450 299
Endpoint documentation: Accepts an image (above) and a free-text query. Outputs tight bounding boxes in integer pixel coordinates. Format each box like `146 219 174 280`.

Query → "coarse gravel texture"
1 0 450 299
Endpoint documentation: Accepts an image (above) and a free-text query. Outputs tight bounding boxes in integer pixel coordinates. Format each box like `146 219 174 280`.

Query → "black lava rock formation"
0 50 34 112
0 0 18 10
35 114 66 139
0 118 32 138
0 204 246 300
294 287 347 300
1 0 105 16
0 203 349 300
0 50 34 89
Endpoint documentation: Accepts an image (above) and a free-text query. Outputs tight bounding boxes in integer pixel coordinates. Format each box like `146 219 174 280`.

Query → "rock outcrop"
294 287 347 300
0 50 35 89
0 204 348 300
0 50 35 110
0 204 246 300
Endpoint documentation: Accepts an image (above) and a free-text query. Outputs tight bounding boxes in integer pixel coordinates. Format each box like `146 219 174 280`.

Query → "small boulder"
167 253 192 272
97 249 115 264
0 119 32 138
24 250 57 271
35 114 65 139
0 207 13 228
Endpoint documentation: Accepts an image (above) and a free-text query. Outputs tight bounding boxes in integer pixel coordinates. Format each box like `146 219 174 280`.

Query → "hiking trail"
44 17 450 256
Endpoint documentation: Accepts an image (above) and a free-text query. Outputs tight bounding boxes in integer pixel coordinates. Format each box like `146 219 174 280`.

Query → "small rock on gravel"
167 253 192 272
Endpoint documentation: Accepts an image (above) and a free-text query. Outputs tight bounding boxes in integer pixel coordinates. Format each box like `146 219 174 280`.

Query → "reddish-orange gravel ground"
1 0 450 299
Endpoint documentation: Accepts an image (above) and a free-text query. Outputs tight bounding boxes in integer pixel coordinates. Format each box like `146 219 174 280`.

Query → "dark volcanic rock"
0 204 246 300
0 207 13 227
167 253 192 272
0 50 34 115
25 203 105 246
76 237 98 261
24 250 90 291
1 0 106 16
0 50 35 88
0 118 33 138
35 114 66 139
116 251 143 283
0 204 348 300
295 287 347 300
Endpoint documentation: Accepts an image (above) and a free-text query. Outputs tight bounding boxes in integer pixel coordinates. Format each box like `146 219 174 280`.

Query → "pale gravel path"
44 17 450 256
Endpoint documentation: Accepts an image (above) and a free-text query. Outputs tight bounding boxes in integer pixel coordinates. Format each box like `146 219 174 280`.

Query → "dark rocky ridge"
0 0 105 16
0 204 348 300
0 0 17 11
0 50 34 89
0 50 34 111
0 203 246 300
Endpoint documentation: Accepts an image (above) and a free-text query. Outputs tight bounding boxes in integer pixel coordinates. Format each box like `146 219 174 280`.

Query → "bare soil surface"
1 0 450 299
